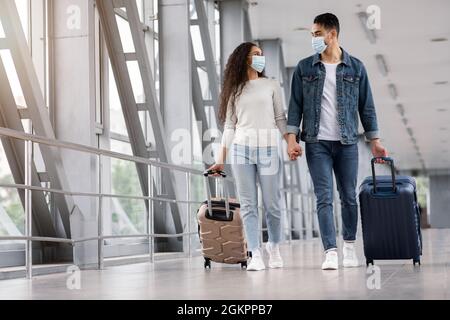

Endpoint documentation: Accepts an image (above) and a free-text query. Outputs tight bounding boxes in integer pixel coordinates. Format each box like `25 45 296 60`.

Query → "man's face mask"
312 36 328 54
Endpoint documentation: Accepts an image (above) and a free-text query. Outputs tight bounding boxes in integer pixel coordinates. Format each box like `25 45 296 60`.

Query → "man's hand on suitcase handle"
371 139 389 164
372 157 393 164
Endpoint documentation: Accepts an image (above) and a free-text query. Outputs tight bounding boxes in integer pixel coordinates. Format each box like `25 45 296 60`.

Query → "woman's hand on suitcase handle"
206 164 225 177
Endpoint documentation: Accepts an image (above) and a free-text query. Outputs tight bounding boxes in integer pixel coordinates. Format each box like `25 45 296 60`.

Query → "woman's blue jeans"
230 143 283 252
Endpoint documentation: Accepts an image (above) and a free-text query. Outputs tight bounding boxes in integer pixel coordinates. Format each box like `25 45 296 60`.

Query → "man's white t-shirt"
318 62 341 141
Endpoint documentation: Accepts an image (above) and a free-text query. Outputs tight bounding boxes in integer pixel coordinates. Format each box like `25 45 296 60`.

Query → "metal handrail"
0 127 233 181
0 232 200 244
0 183 206 205
0 127 228 277
0 236 74 244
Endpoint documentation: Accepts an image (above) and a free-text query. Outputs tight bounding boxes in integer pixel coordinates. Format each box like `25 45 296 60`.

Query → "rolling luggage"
359 157 423 266
197 170 248 269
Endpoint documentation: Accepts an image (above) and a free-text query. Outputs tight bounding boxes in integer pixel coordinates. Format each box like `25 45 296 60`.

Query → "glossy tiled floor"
0 229 449 300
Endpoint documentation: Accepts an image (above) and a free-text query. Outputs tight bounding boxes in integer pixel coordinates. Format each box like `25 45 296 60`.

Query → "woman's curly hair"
218 42 265 125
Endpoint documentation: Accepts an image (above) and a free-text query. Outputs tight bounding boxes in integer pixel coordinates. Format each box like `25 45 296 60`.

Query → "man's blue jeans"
305 141 359 252
230 143 282 252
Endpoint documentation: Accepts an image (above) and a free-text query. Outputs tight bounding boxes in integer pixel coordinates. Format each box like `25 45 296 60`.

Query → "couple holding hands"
208 13 388 271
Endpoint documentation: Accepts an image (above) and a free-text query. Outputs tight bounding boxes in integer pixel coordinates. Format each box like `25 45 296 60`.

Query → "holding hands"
287 134 303 161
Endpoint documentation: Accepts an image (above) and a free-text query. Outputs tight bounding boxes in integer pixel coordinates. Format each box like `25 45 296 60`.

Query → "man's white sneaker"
343 242 360 268
321 250 339 270
247 249 266 271
265 242 284 269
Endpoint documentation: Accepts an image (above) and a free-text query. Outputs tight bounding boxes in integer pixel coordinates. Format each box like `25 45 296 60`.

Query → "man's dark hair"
314 13 340 36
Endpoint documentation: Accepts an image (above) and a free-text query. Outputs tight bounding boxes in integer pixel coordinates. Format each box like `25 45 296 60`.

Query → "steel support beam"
0 62 56 238
193 0 221 129
0 0 78 239
96 0 184 246
190 0 221 196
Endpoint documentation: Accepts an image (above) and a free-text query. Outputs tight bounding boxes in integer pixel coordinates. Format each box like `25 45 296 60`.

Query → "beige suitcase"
197 170 248 269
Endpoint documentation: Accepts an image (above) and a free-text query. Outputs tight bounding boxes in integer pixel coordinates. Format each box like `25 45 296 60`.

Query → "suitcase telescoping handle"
371 157 397 193
203 170 231 219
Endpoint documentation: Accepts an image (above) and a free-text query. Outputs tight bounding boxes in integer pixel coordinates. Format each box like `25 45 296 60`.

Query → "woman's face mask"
250 55 266 73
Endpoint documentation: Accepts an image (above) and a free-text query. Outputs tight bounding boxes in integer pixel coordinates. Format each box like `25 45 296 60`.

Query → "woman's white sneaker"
247 249 266 271
265 242 284 269
343 242 360 268
321 250 339 270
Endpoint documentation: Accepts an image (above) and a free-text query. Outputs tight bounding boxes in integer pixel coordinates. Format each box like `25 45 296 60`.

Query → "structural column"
217 0 251 196
259 39 292 111
219 0 251 73
159 0 192 252
429 174 450 228
50 0 98 266
257 39 289 240
259 39 283 81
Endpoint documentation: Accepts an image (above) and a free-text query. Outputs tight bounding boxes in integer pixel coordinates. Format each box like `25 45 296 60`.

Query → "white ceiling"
249 0 450 171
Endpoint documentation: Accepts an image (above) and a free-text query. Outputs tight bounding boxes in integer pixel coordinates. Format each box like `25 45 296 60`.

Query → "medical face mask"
312 36 328 54
250 55 266 73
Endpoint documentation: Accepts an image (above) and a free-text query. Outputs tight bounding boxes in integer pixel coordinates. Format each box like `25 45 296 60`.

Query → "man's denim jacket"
287 48 380 145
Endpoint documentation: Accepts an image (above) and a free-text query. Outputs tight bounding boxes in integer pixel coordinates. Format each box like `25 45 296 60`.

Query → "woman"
208 42 295 271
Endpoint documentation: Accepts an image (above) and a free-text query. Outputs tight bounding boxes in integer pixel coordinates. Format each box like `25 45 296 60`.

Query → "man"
286 13 388 270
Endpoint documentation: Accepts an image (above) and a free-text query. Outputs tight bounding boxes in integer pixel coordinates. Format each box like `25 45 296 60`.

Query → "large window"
102 0 222 249
0 0 223 258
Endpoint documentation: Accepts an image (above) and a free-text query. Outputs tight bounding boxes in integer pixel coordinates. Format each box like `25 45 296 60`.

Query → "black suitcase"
359 157 422 266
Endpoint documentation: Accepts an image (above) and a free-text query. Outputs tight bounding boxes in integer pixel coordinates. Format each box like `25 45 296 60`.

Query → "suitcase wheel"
366 259 374 267
413 258 421 266
204 258 211 270
241 261 247 270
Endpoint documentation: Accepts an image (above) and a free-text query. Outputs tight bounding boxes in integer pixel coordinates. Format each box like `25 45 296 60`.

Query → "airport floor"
0 228 449 300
